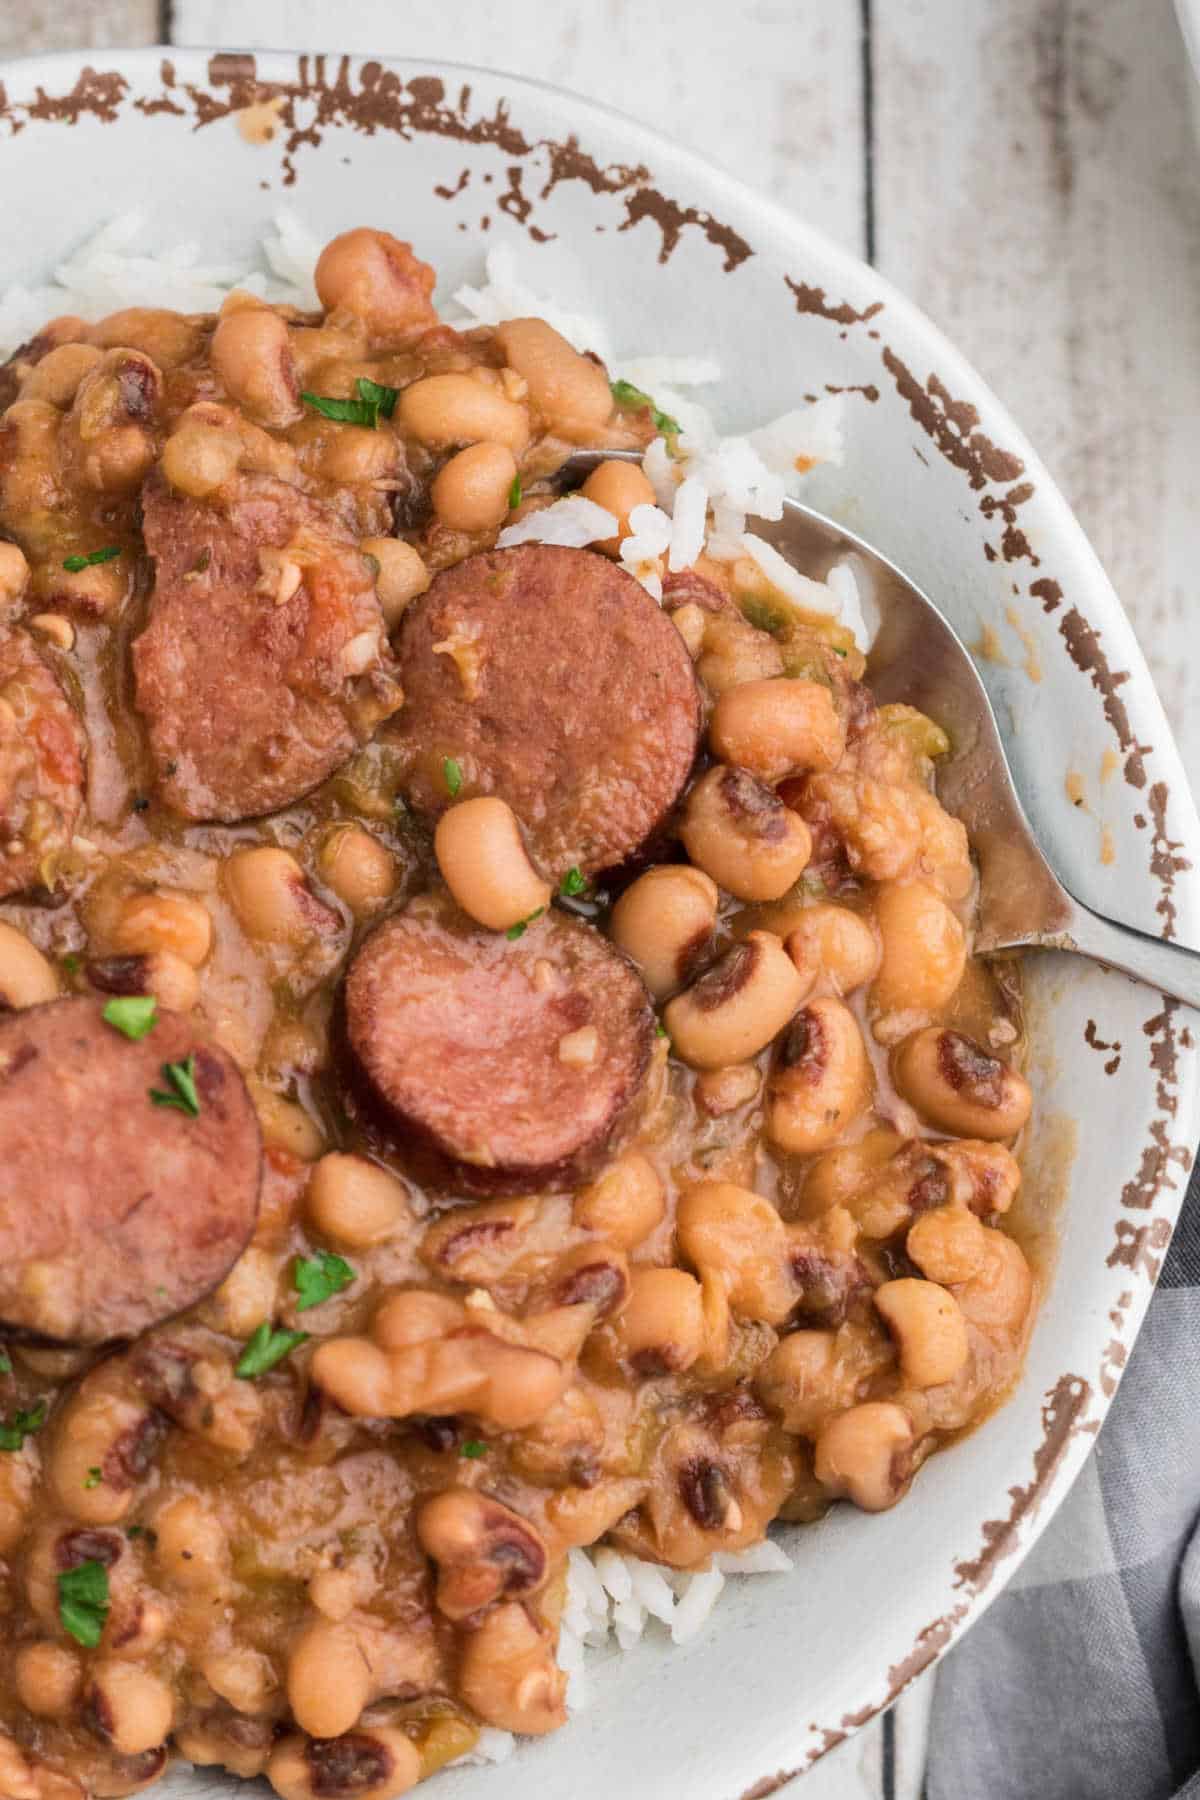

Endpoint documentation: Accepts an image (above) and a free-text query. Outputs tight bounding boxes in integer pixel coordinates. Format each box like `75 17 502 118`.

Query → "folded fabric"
927 1156 1200 1800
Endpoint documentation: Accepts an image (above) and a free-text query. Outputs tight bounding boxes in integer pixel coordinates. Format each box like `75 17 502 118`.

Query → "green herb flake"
102 995 158 1041
505 906 546 941
0 1353 11 1377
355 375 399 419
62 546 120 574
443 757 463 798
460 1440 488 1459
609 379 681 439
559 867 587 897
60 953 81 976
301 389 381 429
235 1322 309 1381
294 1250 357 1313
125 1525 156 1546
0 1400 46 1453
655 1022 669 1040
84 1467 102 1490
507 472 522 510
149 1054 200 1118
58 1561 110 1648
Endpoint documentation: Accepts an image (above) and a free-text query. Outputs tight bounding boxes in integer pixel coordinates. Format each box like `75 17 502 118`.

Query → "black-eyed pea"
250 1085 326 1161
417 1489 548 1620
0 540 30 610
671 601 707 657
907 1204 988 1284
49 1392 161 1525
82 1661 173 1757
210 304 300 428
14 1643 81 1718
317 823 398 915
0 1450 34 1556
693 1062 762 1116
307 1152 414 1248
800 1130 904 1213
573 1152 665 1248
0 921 58 1008
580 458 657 552
615 1268 706 1374
695 608 784 694
309 1337 395 1416
457 1601 568 1736
223 847 338 946
431 441 518 532
782 903 880 996
202 1247 278 1338
103 889 212 968
398 372 529 455
286 1620 373 1739
21 342 103 406
494 317 613 442
709 678 845 784
201 1647 277 1715
756 1329 857 1437
153 1496 229 1592
813 1401 916 1511
953 1229 1033 1340
892 1028 1032 1139
676 1181 795 1324
161 404 243 497
319 423 400 487
874 1278 969 1387
314 227 437 339
664 931 809 1070
680 765 812 902
360 536 430 630
86 949 198 1014
871 878 966 1017
767 996 871 1154
267 1728 422 1800
609 864 719 999
434 796 551 932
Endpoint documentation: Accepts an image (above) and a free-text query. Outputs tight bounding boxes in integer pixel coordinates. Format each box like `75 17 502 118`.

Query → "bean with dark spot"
679 1457 736 1530
307 1733 394 1796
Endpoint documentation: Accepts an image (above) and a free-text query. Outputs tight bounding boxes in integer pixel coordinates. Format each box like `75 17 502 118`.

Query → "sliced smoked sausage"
342 894 654 1191
389 545 703 877
0 629 86 900
0 997 261 1344
133 472 402 822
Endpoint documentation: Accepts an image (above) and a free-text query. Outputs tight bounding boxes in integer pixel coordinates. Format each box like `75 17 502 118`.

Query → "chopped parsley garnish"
62 546 120 573
235 1322 309 1380
102 995 157 1041
294 1251 356 1313
505 906 546 941
460 1440 488 1459
60 953 81 976
655 1022 669 1040
443 756 463 798
84 1467 102 1490
302 377 399 430
149 1054 200 1117
0 1400 46 1453
125 1525 156 1546
559 867 587 897
507 472 522 510
0 1352 11 1376
58 1561 110 1648
610 379 681 439
355 375 399 419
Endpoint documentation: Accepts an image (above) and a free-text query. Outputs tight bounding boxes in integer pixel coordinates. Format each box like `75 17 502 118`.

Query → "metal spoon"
556 450 1200 1007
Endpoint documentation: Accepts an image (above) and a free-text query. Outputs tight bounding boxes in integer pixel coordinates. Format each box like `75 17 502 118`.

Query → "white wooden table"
7 1 1200 1793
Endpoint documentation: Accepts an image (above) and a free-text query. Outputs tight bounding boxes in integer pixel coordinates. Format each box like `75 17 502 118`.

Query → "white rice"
495 494 616 551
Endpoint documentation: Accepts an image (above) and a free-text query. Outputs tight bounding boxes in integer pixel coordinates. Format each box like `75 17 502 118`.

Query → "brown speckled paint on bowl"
2 50 1195 1797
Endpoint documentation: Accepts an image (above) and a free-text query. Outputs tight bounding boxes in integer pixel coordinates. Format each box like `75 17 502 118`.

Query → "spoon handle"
1025 898 1200 1010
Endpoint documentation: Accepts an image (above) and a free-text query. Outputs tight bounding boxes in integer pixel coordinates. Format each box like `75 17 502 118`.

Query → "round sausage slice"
0 629 86 901
342 895 654 1191
389 545 703 877
133 471 402 822
0 997 261 1344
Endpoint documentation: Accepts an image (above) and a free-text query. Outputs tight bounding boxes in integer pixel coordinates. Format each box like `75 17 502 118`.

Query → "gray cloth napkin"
926 1158 1200 1799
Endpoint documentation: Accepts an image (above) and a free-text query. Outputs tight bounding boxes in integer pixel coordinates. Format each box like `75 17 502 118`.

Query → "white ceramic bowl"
2 47 1198 1800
